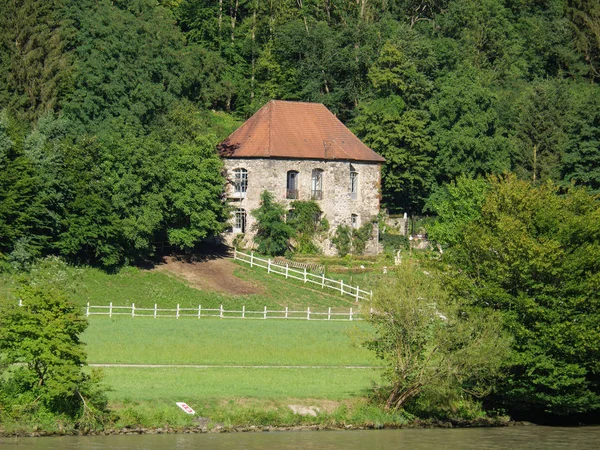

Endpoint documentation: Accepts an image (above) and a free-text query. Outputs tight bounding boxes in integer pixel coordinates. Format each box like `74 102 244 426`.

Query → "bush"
251 191 294 256
0 282 109 429
331 222 374 256
364 262 510 411
381 233 408 254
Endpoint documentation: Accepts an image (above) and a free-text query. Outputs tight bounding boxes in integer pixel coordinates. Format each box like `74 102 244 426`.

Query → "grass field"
83 316 381 407
83 317 377 366
97 367 379 401
73 263 372 311
0 257 398 431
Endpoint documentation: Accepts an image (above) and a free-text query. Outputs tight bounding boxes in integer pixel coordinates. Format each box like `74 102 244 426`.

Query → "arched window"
232 168 248 198
233 208 247 233
350 165 358 199
351 213 359 229
287 170 299 199
311 169 323 200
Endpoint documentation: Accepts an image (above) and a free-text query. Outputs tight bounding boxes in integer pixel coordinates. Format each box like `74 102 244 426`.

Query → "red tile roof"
218 100 385 163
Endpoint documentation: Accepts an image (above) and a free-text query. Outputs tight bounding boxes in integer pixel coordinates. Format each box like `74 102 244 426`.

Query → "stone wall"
223 157 382 255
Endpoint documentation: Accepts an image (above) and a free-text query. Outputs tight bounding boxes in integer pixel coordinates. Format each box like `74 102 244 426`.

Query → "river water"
1 427 599 449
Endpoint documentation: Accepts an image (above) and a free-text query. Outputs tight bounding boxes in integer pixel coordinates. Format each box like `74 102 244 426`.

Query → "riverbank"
1 415 517 438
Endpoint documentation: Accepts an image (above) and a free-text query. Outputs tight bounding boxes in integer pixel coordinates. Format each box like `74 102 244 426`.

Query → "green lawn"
74 262 370 311
83 317 377 366
2 258 386 406
84 317 380 403
1 253 387 311
97 367 380 401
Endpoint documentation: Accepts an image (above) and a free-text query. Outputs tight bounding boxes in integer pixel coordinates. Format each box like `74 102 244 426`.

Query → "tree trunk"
219 0 223 34
230 0 239 41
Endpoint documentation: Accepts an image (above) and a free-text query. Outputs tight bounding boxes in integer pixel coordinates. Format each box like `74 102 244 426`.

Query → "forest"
1 0 599 267
1 0 599 425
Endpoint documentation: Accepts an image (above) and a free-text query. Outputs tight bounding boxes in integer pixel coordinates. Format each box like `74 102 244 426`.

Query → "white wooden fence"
233 249 372 302
85 302 363 321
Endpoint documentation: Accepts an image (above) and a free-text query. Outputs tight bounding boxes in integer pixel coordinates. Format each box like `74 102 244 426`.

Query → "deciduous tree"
365 262 510 411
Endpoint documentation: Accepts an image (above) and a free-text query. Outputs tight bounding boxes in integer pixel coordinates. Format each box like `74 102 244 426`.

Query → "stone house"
217 100 385 255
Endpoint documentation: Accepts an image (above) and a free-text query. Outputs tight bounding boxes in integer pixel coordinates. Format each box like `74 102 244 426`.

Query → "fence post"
242 305 245 319
234 247 237 260
349 307 353 321
285 306 288 319
18 298 23 307
321 273 325 289
86 302 90 317
154 303 157 319
268 259 271 274
220 304 224 318
328 307 331 321
285 264 289 278
355 285 360 302
109 302 113 318
250 251 254 268
370 291 373 301
303 267 307 283
263 306 267 319
198 305 202 318
176 304 180 319
132 303 135 318
307 306 311 320
340 279 344 295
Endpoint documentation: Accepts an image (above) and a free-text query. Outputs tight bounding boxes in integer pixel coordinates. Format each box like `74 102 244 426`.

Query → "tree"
287 200 328 254
251 190 294 256
331 221 374 256
0 110 60 267
443 174 600 418
561 82 600 193
0 281 107 422
511 80 568 184
428 67 512 186
0 0 73 120
365 262 509 411
425 175 490 247
353 41 434 213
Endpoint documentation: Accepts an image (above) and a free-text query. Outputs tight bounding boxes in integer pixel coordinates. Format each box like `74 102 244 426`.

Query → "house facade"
218 100 385 255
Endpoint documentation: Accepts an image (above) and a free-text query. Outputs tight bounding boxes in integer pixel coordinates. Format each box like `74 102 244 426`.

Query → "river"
1 427 599 449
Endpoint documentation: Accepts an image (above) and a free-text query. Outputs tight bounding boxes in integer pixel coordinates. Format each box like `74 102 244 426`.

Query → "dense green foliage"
1 0 599 266
435 175 600 419
366 262 509 412
0 282 107 428
424 175 490 246
288 200 329 253
251 191 295 256
1 0 600 422
332 221 374 256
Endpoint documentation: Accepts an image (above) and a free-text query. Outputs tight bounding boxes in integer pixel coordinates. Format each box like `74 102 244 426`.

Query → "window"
233 208 247 233
232 168 248 198
287 170 299 199
351 213 359 229
350 165 358 199
311 169 323 200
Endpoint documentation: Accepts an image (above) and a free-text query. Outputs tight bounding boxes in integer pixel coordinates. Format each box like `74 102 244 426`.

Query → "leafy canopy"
0 277 106 421
251 190 294 256
443 174 600 418
365 262 510 411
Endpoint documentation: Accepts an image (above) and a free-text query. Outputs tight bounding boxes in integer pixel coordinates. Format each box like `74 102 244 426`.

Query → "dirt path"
153 255 263 296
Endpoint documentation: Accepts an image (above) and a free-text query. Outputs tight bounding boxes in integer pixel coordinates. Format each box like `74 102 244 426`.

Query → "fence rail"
233 249 372 302
85 302 363 321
